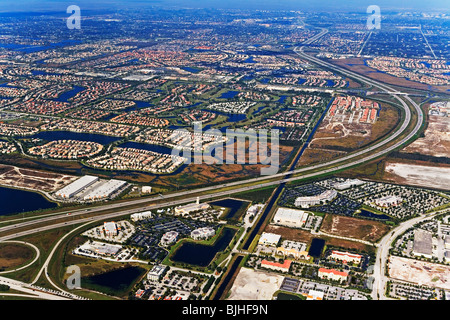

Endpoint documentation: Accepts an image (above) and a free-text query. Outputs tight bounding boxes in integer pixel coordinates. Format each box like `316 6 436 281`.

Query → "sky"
0 0 448 13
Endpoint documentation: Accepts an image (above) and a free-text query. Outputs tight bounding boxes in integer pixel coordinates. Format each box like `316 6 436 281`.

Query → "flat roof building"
273 207 309 228
161 231 178 247
191 227 215 240
258 232 281 247
330 250 362 265
104 221 118 237
83 179 127 201
55 175 99 199
174 197 210 216
147 265 167 282
295 189 337 208
412 229 433 259
130 211 152 221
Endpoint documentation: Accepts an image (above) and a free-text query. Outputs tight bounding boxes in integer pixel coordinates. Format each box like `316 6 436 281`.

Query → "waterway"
0 186 58 216
241 98 334 250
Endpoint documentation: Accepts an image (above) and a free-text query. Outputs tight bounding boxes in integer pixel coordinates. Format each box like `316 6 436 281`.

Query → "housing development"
0 0 449 311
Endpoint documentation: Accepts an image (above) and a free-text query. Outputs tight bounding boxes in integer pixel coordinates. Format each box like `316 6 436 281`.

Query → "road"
0 28 425 301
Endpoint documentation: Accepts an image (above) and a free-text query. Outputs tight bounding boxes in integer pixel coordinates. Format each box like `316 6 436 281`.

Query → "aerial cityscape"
0 0 448 311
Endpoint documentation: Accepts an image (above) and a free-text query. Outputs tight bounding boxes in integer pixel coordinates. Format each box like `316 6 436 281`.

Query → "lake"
28 131 122 145
82 266 146 296
308 238 325 258
0 186 58 216
170 227 236 267
209 198 249 220
358 209 391 221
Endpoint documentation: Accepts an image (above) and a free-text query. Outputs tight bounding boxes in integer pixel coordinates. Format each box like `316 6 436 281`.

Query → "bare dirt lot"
227 267 284 300
403 115 450 158
320 214 391 243
384 162 450 191
0 164 77 192
389 256 450 290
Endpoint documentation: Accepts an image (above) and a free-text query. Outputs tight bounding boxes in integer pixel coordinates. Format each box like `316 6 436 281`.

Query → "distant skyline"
0 0 448 13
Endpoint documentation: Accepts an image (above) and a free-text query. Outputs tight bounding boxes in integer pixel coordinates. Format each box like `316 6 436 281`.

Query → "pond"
0 186 58 216
209 198 249 220
308 238 325 258
170 227 236 267
82 266 146 296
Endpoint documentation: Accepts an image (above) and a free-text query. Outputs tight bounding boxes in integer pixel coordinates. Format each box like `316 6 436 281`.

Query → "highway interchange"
0 28 442 301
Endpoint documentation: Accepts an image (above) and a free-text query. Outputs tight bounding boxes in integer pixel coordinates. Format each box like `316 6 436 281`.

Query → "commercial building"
260 259 292 273
330 250 362 265
191 227 215 240
55 175 99 199
412 229 433 259
318 268 348 282
294 189 337 208
258 232 281 247
304 290 324 300
147 265 167 282
130 211 153 221
374 195 403 207
273 207 309 228
332 179 365 190
160 231 178 246
104 221 118 237
83 179 127 201
174 197 210 216
142 186 152 194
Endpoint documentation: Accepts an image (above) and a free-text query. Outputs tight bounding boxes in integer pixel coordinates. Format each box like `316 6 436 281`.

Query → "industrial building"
55 175 99 199
273 207 309 228
83 179 127 201
412 229 433 259
258 232 281 247
294 189 337 208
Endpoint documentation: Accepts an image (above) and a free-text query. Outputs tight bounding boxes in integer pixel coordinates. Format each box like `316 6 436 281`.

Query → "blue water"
278 95 287 103
220 90 239 99
83 266 146 293
244 56 255 63
54 85 85 103
358 209 391 221
213 255 243 300
308 238 325 257
0 186 58 215
209 198 249 219
119 141 173 155
170 227 236 267
28 131 122 144
181 66 201 73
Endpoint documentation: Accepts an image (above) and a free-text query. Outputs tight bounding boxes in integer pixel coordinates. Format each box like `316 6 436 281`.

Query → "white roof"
56 175 98 196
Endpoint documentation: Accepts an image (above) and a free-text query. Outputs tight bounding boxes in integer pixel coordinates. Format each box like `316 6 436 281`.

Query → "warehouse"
273 207 309 228
83 179 127 201
55 175 99 199
412 229 433 259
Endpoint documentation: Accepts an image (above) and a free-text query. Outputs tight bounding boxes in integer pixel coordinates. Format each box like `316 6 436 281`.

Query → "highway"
0 28 425 300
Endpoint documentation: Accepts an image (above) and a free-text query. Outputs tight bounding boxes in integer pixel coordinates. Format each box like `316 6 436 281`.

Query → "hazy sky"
0 0 448 13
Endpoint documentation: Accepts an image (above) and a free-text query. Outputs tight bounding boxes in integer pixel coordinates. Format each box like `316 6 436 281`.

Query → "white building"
258 232 281 247
273 207 309 228
374 195 402 207
174 197 210 216
332 179 365 190
130 211 153 221
161 231 178 246
142 186 152 194
191 227 215 240
55 175 99 199
147 265 167 282
104 221 118 237
294 189 337 208
83 179 127 201
330 250 362 265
